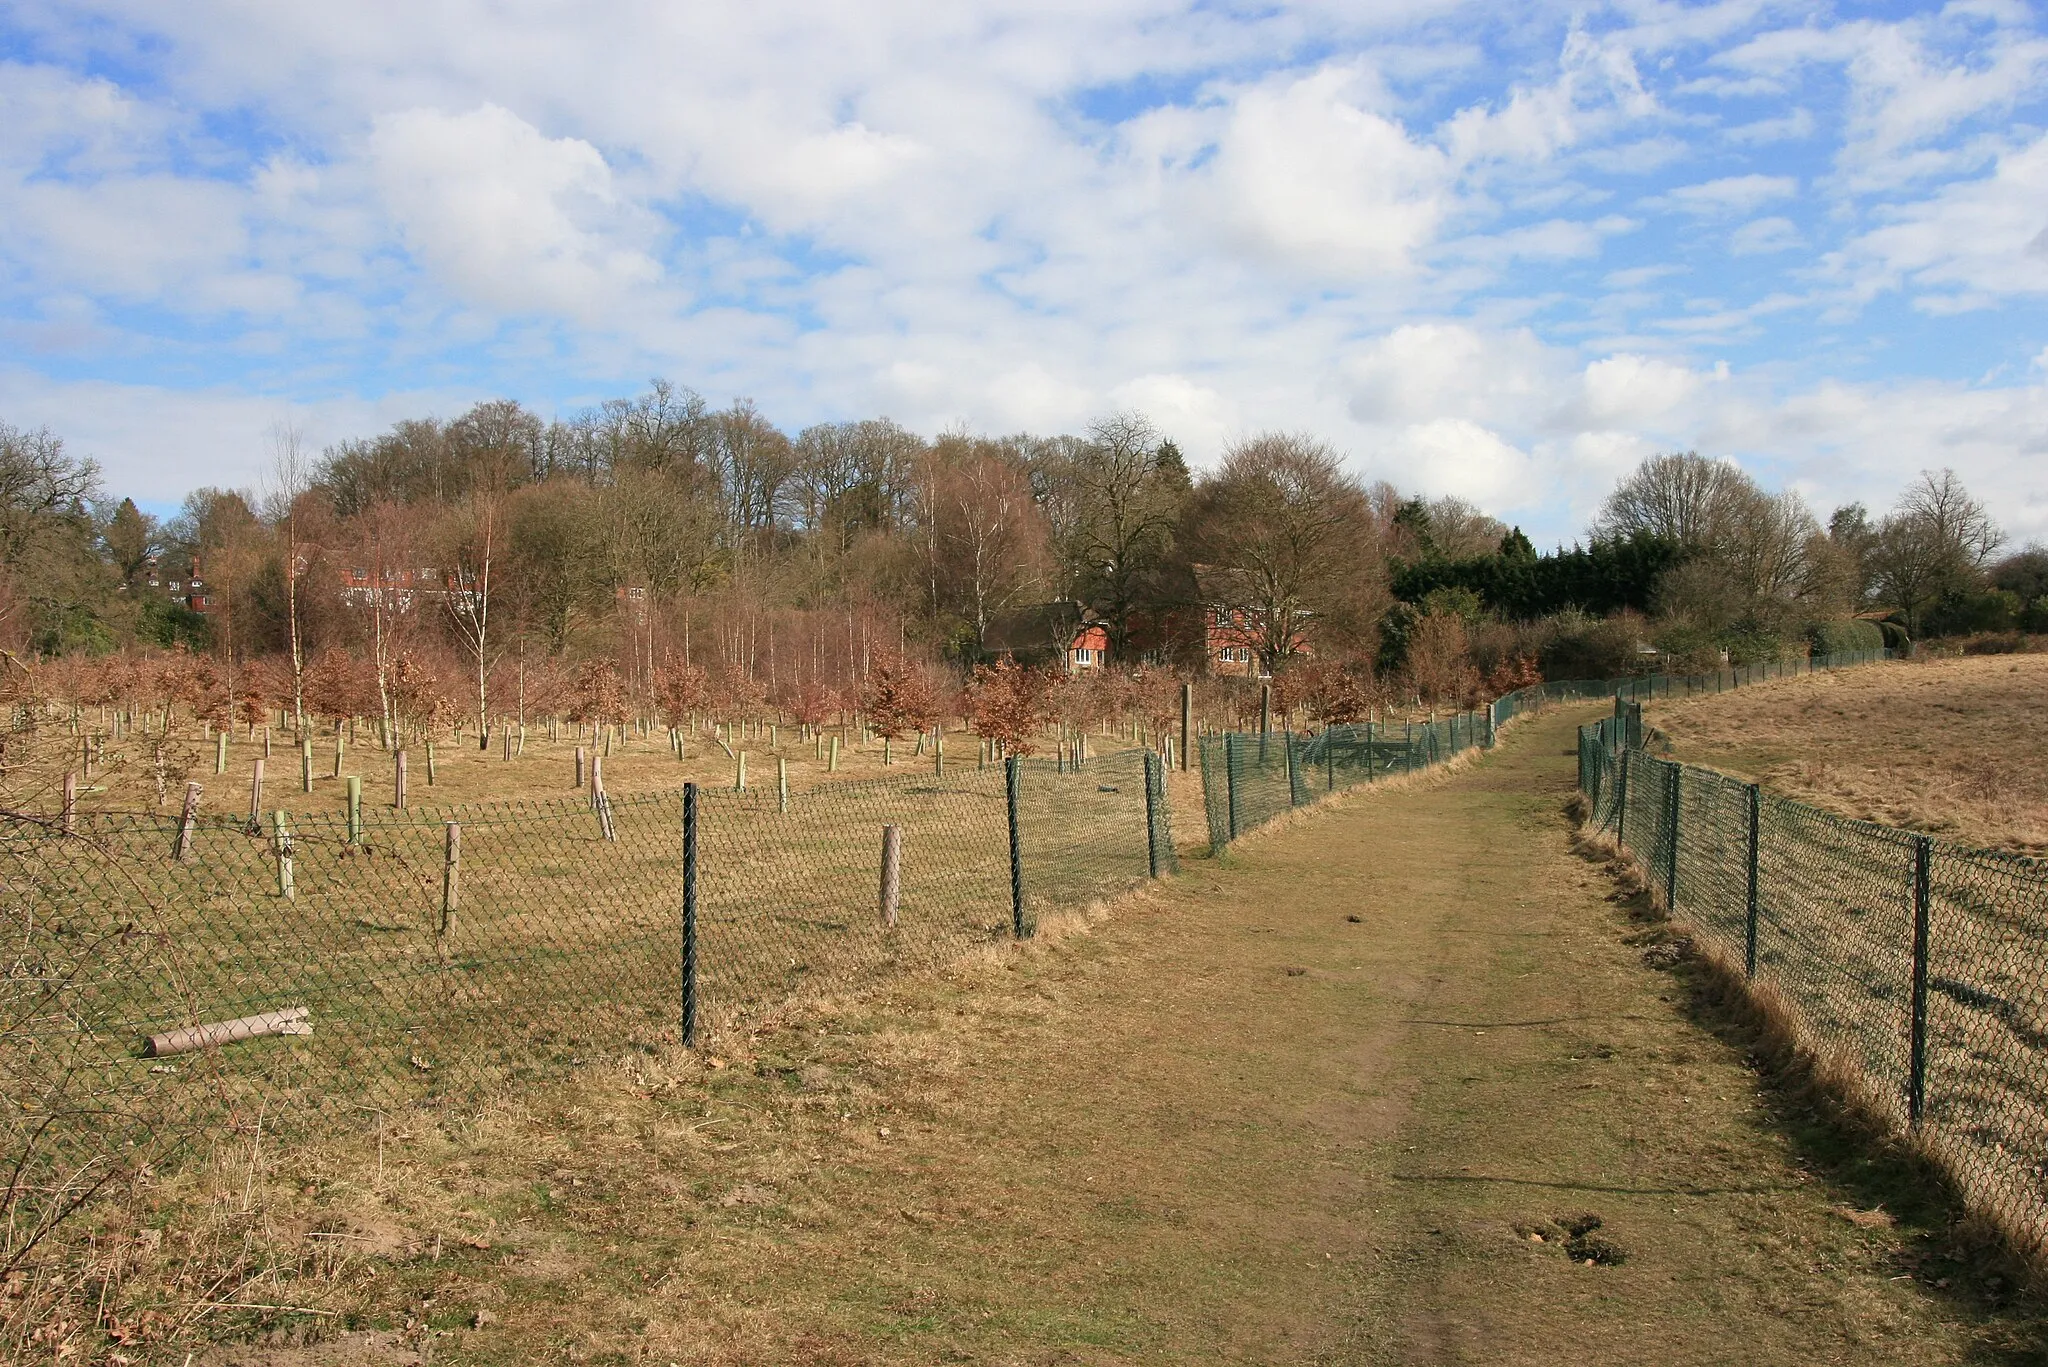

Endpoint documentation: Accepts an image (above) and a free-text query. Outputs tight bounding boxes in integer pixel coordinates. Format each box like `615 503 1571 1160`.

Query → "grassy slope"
1644 655 2048 856
42 706 2040 1363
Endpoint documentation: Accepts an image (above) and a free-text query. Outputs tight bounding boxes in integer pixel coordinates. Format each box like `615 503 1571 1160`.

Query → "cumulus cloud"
0 1 2046 548
368 104 664 317
1206 64 1452 278
1837 131 2048 301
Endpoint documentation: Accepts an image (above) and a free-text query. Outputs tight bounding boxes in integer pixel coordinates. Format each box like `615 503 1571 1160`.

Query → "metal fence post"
1745 783 1761 979
1664 763 1681 911
1285 730 1301 807
1143 751 1163 879
1616 747 1629 847
682 782 699 1048
1179 681 1192 772
1224 733 1239 841
1006 756 1026 938
1908 834 1932 1124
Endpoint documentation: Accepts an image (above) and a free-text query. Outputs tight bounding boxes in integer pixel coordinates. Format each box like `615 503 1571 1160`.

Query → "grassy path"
213 705 2035 1365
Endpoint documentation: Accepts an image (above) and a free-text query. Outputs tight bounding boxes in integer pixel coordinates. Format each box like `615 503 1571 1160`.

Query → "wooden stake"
174 781 200 861
346 775 362 843
440 821 460 934
575 745 586 789
215 732 228 775
394 749 407 809
248 757 265 831
425 740 437 785
272 809 294 900
61 770 77 835
301 737 314 793
735 750 747 792
333 733 344 779
879 824 902 928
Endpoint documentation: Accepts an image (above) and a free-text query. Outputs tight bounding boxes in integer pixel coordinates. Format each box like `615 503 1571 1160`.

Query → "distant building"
1191 565 1309 678
1066 623 1110 672
340 563 448 614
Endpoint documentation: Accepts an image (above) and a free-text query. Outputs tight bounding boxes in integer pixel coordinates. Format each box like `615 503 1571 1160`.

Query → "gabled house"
982 600 1111 674
1191 565 1310 678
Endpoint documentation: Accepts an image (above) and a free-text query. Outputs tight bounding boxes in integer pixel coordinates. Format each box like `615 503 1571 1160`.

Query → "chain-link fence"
1581 700 2048 1259
3 745 1176 1260
1198 714 1487 849
1199 649 1897 851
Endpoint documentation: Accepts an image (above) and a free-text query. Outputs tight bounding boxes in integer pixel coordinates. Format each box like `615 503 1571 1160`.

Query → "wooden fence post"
879 824 902 928
272 810 294 901
440 821 460 936
174 781 201 861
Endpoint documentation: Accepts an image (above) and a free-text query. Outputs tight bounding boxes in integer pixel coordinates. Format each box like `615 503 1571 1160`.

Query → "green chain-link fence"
3 744 1176 1258
1581 699 2048 1259
1199 648 1897 851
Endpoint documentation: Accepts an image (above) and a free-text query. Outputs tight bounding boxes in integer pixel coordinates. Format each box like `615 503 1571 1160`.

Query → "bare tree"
1183 433 1382 674
1062 412 1184 660
266 423 312 735
924 439 1051 652
1595 451 1758 549
1870 469 2003 635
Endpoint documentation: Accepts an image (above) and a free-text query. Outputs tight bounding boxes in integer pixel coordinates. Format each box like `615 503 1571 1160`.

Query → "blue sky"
2 0 2045 546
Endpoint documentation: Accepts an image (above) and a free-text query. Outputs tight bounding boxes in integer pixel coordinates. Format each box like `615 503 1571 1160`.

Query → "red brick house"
1192 565 1310 678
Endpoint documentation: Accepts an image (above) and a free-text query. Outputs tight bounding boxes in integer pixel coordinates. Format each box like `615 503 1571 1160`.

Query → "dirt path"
263 706 2035 1365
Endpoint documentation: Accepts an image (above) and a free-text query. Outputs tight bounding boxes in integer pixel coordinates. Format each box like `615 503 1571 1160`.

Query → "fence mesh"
1581 701 2048 1257
3 742 1176 1252
1198 648 1895 851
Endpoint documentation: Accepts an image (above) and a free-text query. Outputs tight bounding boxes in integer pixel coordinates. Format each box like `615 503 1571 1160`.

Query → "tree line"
1 384 2035 740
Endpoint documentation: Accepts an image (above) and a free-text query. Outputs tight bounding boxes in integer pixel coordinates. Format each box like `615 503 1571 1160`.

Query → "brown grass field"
1644 654 2048 857
11 702 2044 1363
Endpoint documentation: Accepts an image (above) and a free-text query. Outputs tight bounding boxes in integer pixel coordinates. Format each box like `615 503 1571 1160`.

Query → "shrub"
1805 619 1884 656
1535 610 1644 681
1652 621 1722 674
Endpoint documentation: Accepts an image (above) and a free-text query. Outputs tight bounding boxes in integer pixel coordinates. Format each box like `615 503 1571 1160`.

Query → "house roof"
982 600 1086 655
1190 563 1261 605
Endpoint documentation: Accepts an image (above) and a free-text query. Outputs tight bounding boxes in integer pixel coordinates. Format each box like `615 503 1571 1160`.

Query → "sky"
1 0 2046 548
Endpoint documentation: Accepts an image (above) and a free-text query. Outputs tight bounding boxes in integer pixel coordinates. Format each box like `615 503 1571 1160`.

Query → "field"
1642 654 2048 857
11 702 2042 1362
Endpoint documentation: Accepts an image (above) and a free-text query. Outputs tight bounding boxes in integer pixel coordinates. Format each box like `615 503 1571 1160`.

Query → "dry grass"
15 704 2037 1363
1645 655 2048 856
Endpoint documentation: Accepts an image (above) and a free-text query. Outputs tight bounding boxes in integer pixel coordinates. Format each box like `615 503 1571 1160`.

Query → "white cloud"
1577 352 1704 427
1205 64 1452 278
1729 215 1804 254
367 104 664 317
1382 417 1543 507
1652 173 1798 216
1837 131 2048 301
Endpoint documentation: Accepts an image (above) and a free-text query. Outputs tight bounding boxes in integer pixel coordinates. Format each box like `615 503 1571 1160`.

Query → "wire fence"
3 744 1176 1260
1201 648 1898 850
1580 698 2048 1259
